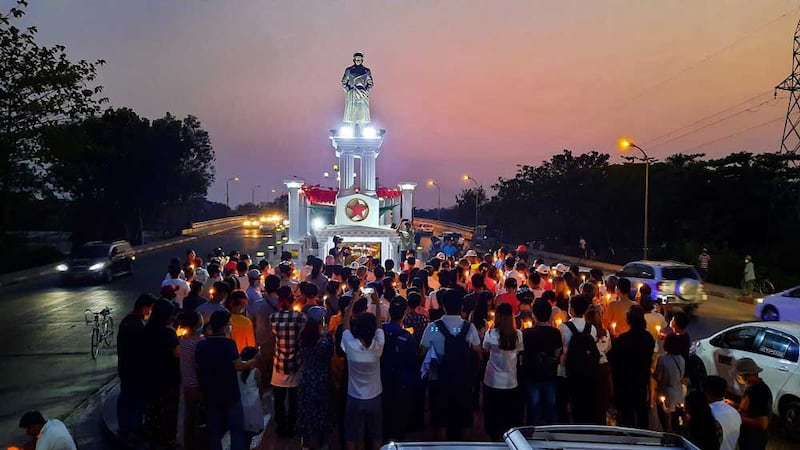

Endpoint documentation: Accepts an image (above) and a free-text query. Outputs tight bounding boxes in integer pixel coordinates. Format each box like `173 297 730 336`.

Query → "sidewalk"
0 225 238 288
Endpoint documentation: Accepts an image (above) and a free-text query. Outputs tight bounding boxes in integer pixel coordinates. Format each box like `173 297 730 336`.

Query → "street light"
427 180 441 220
618 138 651 260
463 174 480 232
251 184 261 205
226 176 240 212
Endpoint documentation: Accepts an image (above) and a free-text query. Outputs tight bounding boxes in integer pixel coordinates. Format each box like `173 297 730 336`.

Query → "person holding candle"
521 298 563 425
605 277 637 336
560 294 601 424
270 285 308 437
653 334 687 432
607 305 655 429
380 297 417 441
586 304 612 425
482 303 524 441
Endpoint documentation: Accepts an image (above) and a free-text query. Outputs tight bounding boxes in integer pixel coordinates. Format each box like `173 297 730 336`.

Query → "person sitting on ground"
19 411 76 450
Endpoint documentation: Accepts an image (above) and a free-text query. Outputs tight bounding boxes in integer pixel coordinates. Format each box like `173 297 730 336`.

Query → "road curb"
0 225 240 289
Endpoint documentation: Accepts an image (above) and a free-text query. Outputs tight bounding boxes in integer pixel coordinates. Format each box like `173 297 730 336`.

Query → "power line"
647 95 784 150
620 6 798 108
679 116 784 153
642 90 773 147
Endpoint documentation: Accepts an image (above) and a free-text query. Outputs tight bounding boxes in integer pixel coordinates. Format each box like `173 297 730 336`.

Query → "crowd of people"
94 244 774 450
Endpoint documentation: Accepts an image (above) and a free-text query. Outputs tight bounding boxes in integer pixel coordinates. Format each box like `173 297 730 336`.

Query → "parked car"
615 260 707 311
382 425 701 449
755 285 800 322
691 321 800 439
57 240 135 284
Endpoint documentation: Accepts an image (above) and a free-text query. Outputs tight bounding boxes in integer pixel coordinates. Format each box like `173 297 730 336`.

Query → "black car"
57 240 135 283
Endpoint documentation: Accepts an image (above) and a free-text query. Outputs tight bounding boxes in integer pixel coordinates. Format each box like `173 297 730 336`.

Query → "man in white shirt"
161 264 190 308
704 376 741 450
420 289 481 441
19 411 77 450
559 294 599 424
341 292 385 450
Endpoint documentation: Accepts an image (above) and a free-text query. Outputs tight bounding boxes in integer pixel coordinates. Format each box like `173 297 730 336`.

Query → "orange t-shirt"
229 314 255 354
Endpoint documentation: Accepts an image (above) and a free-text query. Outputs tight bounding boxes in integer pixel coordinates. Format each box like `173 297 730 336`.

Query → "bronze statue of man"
341 52 373 125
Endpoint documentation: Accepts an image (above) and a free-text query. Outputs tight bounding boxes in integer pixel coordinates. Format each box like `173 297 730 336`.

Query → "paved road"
0 227 273 447
0 228 791 448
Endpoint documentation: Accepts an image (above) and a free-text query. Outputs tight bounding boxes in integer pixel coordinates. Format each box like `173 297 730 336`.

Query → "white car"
616 260 707 311
691 321 800 439
755 286 800 322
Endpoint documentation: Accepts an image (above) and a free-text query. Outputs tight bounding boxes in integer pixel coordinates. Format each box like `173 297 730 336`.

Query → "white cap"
436 252 446 260
536 264 550 275
466 249 477 257
555 263 569 273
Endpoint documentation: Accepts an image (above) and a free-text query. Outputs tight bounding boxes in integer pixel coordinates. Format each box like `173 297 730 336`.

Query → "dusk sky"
18 0 800 208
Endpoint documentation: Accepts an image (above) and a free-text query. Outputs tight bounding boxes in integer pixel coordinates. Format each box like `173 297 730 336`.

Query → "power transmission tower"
776 18 800 160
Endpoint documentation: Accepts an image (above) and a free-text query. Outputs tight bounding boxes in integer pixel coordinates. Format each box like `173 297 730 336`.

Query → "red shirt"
495 292 519 315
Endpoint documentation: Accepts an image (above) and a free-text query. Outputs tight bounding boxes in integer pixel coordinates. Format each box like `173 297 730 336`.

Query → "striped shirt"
179 335 203 389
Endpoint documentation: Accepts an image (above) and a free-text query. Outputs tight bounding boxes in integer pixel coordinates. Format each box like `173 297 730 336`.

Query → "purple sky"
18 0 800 208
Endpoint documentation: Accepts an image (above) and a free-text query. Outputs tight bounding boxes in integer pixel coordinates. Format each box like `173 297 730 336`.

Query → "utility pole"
776 17 800 220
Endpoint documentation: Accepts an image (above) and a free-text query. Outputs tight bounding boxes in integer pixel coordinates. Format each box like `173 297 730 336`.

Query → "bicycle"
741 276 776 297
84 307 114 359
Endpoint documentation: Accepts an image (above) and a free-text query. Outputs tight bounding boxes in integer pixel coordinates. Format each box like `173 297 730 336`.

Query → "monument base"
316 224 401 265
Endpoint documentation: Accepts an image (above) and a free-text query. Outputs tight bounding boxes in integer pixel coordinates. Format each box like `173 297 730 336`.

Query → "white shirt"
367 299 390 323
421 315 481 357
341 329 385 400
236 275 250 291
482 328 524 389
710 400 741 450
161 277 190 307
36 419 77 450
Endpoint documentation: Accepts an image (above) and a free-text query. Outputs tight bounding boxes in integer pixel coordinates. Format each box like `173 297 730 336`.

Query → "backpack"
564 321 600 381
434 319 473 388
381 324 417 389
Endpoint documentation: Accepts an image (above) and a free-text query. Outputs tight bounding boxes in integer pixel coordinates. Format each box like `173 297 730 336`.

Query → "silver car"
615 260 707 311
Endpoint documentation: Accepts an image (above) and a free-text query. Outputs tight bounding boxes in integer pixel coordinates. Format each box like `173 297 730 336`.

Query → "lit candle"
176 326 188 337
523 320 533 329
660 395 666 403
555 319 563 327
566 290 571 297
404 326 415 335
612 322 617 334
292 303 302 312
581 275 586 281
656 325 662 335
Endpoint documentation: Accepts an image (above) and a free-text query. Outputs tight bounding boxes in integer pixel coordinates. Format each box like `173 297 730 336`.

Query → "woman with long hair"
586 304 612 424
552 276 571 312
655 334 687 432
307 257 329 296
295 306 334 449
482 303 524 441
177 311 203 450
143 299 180 449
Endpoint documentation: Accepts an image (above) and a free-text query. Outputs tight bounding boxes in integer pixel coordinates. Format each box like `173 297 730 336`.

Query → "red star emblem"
345 198 369 222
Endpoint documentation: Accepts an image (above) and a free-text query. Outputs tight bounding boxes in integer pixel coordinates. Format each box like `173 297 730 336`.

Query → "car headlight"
56 264 68 272
756 297 764 304
243 220 251 226
89 262 106 271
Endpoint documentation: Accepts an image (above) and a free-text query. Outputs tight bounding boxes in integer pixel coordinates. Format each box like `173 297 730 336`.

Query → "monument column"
284 179 304 243
339 153 356 192
398 183 417 221
361 153 376 193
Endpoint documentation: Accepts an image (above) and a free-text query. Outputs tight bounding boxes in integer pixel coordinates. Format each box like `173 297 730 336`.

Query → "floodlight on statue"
338 125 355 138
362 126 377 138
285 180 303 189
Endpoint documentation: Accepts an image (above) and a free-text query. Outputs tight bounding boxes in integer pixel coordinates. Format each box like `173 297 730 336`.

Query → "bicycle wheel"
91 327 100 359
103 316 115 347
763 280 776 295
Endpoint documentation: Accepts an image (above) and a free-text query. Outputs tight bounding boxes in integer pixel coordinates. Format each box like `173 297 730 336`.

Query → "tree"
45 108 216 244
0 0 105 231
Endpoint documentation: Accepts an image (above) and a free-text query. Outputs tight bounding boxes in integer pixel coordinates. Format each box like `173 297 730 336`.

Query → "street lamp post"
619 138 650 260
463 175 480 232
251 184 261 205
428 180 441 220
226 176 240 213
